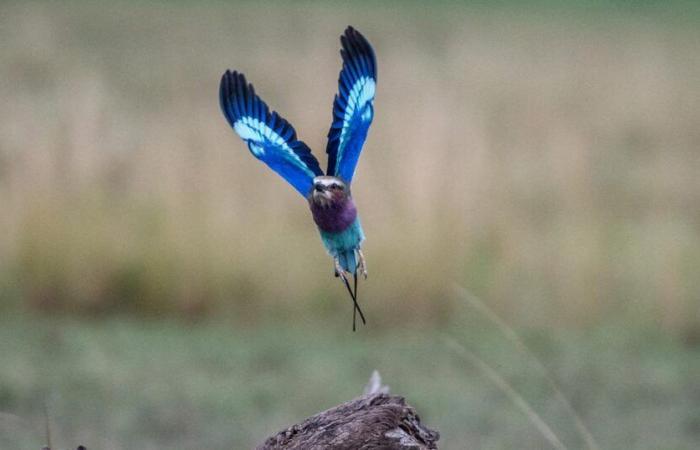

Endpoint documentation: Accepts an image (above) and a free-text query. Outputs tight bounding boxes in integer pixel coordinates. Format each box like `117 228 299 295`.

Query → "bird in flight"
219 26 377 331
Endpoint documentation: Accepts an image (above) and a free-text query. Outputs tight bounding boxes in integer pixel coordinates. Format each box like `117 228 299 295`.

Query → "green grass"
0 314 697 449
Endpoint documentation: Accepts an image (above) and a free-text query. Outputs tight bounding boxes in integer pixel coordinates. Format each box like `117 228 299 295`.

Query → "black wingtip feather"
341 26 376 79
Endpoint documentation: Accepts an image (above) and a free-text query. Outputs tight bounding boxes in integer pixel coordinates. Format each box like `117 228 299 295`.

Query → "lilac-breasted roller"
219 26 376 330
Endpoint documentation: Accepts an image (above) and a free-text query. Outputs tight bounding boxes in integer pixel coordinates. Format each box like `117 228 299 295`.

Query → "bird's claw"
334 259 350 282
357 249 368 279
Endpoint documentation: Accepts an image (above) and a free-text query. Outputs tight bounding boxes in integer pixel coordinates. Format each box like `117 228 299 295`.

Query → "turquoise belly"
319 217 365 273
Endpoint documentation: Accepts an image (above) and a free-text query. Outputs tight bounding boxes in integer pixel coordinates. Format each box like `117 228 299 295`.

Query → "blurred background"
1 0 699 449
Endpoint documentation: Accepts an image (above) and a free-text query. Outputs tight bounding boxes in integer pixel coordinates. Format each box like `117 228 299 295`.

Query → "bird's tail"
338 249 358 274
335 249 365 331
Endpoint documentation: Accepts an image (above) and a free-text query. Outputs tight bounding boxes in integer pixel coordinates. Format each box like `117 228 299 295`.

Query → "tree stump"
257 372 439 449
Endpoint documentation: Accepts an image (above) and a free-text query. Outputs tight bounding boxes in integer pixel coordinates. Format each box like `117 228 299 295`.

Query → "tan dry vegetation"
1 2 699 328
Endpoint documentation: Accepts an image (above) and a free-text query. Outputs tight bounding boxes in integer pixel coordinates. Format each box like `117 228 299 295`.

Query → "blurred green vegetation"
0 313 698 449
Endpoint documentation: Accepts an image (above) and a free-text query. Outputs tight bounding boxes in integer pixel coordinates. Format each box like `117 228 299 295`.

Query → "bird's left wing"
220 70 323 197
325 27 377 184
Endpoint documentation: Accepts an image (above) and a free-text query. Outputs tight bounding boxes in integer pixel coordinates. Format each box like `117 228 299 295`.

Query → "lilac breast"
310 197 358 233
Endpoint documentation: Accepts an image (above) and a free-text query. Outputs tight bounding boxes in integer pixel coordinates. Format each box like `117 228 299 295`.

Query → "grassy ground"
0 313 698 449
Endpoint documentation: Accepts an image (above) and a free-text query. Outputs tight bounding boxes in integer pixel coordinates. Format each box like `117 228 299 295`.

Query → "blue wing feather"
219 70 323 197
326 27 377 183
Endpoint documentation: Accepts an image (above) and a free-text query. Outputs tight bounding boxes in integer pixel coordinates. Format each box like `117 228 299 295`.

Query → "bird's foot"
334 258 350 282
357 249 368 279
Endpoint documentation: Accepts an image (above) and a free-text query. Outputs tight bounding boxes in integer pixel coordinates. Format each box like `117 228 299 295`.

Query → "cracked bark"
257 373 439 450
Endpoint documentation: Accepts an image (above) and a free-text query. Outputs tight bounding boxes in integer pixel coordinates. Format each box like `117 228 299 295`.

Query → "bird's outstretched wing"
220 70 323 197
325 27 377 183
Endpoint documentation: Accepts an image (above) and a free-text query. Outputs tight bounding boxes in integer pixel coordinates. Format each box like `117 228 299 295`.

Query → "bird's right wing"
325 27 377 184
219 70 323 197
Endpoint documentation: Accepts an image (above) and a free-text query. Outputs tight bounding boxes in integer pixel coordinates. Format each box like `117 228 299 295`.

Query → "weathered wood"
257 383 439 450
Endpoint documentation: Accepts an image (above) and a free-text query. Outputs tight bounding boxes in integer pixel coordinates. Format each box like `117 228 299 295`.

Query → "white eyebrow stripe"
315 178 342 187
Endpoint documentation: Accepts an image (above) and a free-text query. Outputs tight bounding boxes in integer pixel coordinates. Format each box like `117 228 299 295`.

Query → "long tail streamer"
340 273 366 331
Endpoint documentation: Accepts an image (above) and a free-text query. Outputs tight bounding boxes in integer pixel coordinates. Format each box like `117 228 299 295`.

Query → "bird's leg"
357 249 368 279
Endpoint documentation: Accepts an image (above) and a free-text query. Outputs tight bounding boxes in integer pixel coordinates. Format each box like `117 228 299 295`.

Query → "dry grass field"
1 1 699 330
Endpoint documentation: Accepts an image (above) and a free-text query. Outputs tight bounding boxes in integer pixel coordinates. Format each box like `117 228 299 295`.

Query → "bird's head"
310 176 350 207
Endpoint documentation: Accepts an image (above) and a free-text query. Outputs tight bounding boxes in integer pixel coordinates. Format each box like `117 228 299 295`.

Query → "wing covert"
219 70 323 197
325 27 377 183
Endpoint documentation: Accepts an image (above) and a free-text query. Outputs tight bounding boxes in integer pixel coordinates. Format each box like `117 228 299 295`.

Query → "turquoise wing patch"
220 70 323 196
325 27 377 184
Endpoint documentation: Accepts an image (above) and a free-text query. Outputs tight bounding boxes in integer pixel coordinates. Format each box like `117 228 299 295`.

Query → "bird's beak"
313 186 330 200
